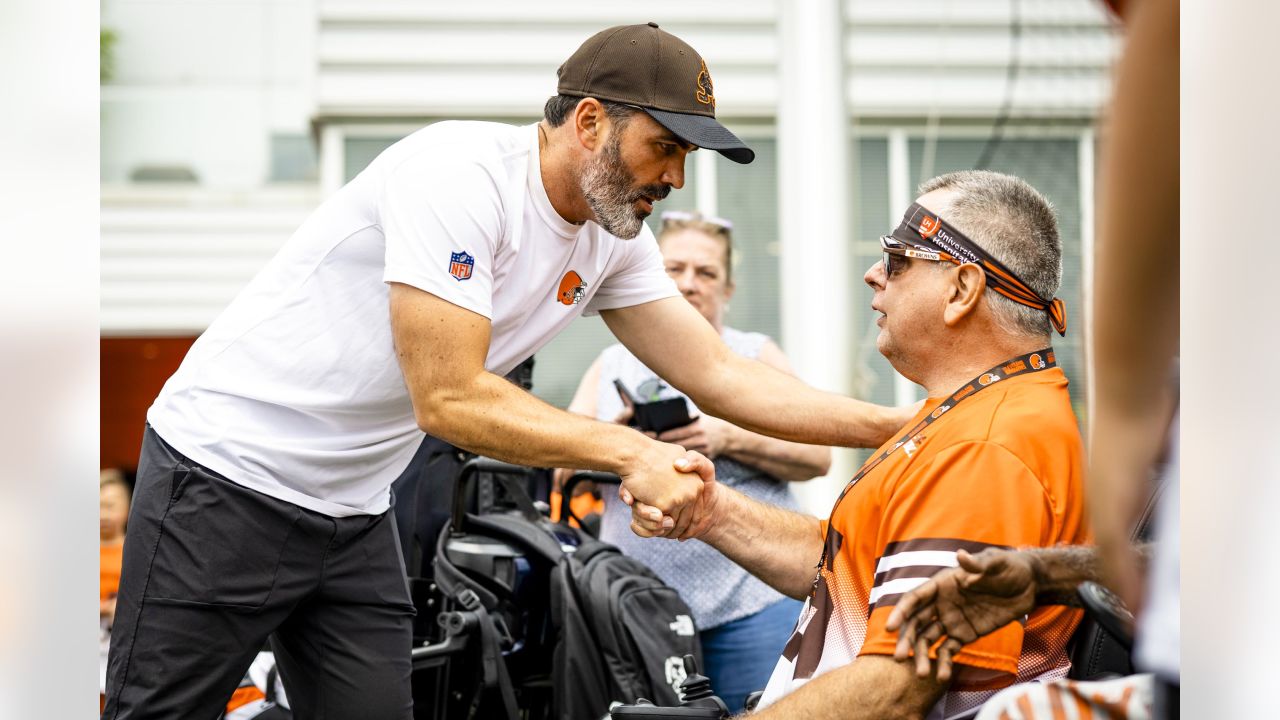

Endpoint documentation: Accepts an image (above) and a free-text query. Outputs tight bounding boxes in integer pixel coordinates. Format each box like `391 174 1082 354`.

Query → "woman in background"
561 211 831 712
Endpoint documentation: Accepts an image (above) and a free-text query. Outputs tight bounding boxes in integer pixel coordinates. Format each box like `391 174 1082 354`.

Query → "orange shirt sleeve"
857 440 1054 689
100 544 124 602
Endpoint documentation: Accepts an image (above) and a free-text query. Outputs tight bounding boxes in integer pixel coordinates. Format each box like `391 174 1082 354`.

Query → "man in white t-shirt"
104 23 912 719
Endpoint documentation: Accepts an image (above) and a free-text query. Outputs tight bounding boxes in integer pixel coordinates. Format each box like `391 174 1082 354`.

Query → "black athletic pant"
103 426 416 720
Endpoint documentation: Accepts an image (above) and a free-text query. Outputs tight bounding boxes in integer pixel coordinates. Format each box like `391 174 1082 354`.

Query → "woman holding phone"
559 210 831 712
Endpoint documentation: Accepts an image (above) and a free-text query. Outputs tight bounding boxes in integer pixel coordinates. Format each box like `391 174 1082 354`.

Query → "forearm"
1092 0 1178 419
1027 546 1104 607
746 655 945 720
719 420 832 482
605 300 903 449
1026 544 1151 607
1089 0 1179 550
681 354 899 449
698 484 825 599
416 369 649 475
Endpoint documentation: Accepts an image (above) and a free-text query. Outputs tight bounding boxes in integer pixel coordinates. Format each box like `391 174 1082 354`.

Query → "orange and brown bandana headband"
889 203 1068 336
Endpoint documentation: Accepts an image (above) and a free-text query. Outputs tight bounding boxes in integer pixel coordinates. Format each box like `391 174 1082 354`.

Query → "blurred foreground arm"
1088 0 1180 610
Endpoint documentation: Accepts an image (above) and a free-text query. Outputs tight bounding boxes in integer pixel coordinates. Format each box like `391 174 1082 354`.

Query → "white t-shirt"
148 121 677 517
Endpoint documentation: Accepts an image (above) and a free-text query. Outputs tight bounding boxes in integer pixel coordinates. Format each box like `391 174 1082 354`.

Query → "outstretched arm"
391 283 700 524
653 341 832 481
602 298 916 450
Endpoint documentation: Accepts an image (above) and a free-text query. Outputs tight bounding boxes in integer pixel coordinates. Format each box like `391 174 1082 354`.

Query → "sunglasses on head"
661 210 734 231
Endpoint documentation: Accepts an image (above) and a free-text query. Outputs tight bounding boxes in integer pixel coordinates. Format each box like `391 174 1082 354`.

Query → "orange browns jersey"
101 543 124 602
758 367 1087 719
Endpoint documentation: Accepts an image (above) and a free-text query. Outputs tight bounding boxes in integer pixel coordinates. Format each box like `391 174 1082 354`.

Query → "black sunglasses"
880 235 956 278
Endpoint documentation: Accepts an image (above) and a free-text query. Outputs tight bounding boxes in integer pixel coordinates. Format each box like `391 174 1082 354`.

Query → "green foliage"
101 28 117 83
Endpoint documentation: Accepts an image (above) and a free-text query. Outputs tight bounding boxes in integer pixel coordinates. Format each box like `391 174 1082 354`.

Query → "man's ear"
572 98 605 152
943 264 987 328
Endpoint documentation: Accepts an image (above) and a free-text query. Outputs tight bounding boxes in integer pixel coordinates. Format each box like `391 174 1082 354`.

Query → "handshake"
556 397 738 541
617 445 721 541
553 427 723 540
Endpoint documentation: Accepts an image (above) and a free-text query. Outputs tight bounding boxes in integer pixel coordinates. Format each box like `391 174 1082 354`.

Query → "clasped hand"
883 548 1038 682
608 403 721 540
619 449 718 541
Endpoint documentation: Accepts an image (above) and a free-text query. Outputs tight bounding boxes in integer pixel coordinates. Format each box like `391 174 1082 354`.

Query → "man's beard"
579 132 669 239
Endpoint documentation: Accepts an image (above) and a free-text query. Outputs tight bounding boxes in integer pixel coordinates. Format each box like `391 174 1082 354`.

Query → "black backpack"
553 534 704 718
431 459 703 720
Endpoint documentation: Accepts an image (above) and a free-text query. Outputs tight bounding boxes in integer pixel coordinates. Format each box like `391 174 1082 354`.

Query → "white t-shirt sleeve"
583 231 679 316
380 153 504 319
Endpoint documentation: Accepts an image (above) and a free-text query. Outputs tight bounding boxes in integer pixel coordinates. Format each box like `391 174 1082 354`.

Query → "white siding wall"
101 0 1117 335
100 0 316 188
101 186 317 335
314 0 1117 121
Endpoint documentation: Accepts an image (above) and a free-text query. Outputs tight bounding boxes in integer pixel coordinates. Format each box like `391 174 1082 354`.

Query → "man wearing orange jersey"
632 170 1087 719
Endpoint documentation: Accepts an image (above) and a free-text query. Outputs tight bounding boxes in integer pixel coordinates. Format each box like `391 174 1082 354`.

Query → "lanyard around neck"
814 348 1059 573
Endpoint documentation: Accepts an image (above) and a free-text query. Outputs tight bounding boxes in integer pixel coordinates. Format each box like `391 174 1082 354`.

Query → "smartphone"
613 379 640 409
613 379 695 434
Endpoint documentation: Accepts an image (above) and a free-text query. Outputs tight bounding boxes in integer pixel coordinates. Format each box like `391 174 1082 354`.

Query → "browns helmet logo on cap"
556 270 588 306
695 60 715 107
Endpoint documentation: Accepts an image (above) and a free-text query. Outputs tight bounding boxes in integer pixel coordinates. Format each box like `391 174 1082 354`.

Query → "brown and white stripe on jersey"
778 526 844 680
868 538 1008 611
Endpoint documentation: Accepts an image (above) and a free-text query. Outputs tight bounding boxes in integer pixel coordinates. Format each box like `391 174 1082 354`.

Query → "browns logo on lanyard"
812 348 1059 577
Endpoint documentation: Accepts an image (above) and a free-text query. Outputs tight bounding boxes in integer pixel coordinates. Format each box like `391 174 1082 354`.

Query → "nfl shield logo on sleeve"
448 251 474 281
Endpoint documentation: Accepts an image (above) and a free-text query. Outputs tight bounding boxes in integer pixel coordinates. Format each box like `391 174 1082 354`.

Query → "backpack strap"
434 525 520 720
475 598 519 719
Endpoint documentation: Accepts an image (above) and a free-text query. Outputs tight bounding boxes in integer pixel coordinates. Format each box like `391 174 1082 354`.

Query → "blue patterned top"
594 327 801 630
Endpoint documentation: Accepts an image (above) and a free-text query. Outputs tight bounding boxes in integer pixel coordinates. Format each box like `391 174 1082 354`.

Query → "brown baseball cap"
556 22 755 164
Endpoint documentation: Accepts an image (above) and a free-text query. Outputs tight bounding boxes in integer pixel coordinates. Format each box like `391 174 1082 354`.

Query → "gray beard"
579 136 647 239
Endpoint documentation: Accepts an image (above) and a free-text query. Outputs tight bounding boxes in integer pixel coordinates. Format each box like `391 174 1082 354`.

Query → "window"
269 133 318 183
715 139 781 343
343 136 400 182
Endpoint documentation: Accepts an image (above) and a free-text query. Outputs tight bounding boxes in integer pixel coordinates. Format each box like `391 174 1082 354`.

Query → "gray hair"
917 170 1062 339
